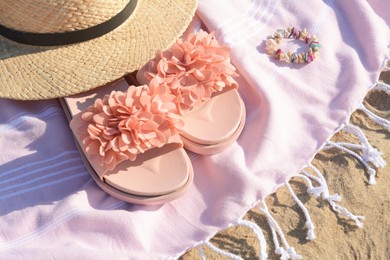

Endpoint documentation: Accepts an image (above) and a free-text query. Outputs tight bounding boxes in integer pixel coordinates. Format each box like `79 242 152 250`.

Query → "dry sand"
181 70 390 259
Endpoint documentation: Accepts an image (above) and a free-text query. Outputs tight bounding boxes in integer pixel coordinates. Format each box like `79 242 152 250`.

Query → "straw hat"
0 0 197 100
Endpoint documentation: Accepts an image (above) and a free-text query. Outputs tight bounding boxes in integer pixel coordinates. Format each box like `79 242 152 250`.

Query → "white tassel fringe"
257 201 302 259
303 164 365 228
236 219 268 260
285 182 316 240
358 80 390 132
323 123 386 184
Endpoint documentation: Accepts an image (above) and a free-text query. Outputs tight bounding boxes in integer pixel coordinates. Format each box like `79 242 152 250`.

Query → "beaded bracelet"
265 27 321 63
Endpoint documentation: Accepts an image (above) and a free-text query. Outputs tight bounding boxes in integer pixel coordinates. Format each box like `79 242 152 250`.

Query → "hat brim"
0 0 198 100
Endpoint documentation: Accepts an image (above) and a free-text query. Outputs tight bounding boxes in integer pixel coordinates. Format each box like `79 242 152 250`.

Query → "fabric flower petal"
76 85 184 171
143 29 239 115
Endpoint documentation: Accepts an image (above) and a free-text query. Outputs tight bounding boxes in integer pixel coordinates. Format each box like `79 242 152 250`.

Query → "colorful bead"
308 53 314 63
290 53 296 63
298 54 304 63
305 33 311 43
265 26 320 64
288 27 295 38
274 49 283 60
265 39 278 54
277 29 286 37
310 42 321 51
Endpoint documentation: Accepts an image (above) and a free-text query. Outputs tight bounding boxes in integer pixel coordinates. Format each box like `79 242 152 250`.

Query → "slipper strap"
70 84 183 178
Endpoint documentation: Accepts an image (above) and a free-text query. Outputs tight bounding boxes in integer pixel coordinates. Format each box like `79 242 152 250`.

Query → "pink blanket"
0 0 389 258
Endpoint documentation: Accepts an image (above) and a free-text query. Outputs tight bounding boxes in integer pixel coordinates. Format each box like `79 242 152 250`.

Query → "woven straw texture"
0 0 197 100
0 0 129 33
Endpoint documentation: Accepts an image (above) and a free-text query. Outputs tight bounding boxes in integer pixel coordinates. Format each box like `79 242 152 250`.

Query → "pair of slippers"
60 30 246 205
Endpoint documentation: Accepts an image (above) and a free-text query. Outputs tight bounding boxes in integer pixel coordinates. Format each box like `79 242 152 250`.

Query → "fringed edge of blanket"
172 55 390 259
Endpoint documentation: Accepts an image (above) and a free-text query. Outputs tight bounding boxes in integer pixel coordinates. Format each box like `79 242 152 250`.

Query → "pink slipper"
60 79 193 205
136 30 246 155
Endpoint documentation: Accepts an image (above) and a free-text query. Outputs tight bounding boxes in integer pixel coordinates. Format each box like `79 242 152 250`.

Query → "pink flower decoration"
143 29 239 114
76 84 183 171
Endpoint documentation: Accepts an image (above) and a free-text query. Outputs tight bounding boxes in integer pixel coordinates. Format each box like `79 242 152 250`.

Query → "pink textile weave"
0 0 389 258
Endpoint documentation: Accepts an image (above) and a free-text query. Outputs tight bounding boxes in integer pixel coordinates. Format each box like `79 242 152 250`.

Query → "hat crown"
0 0 130 33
